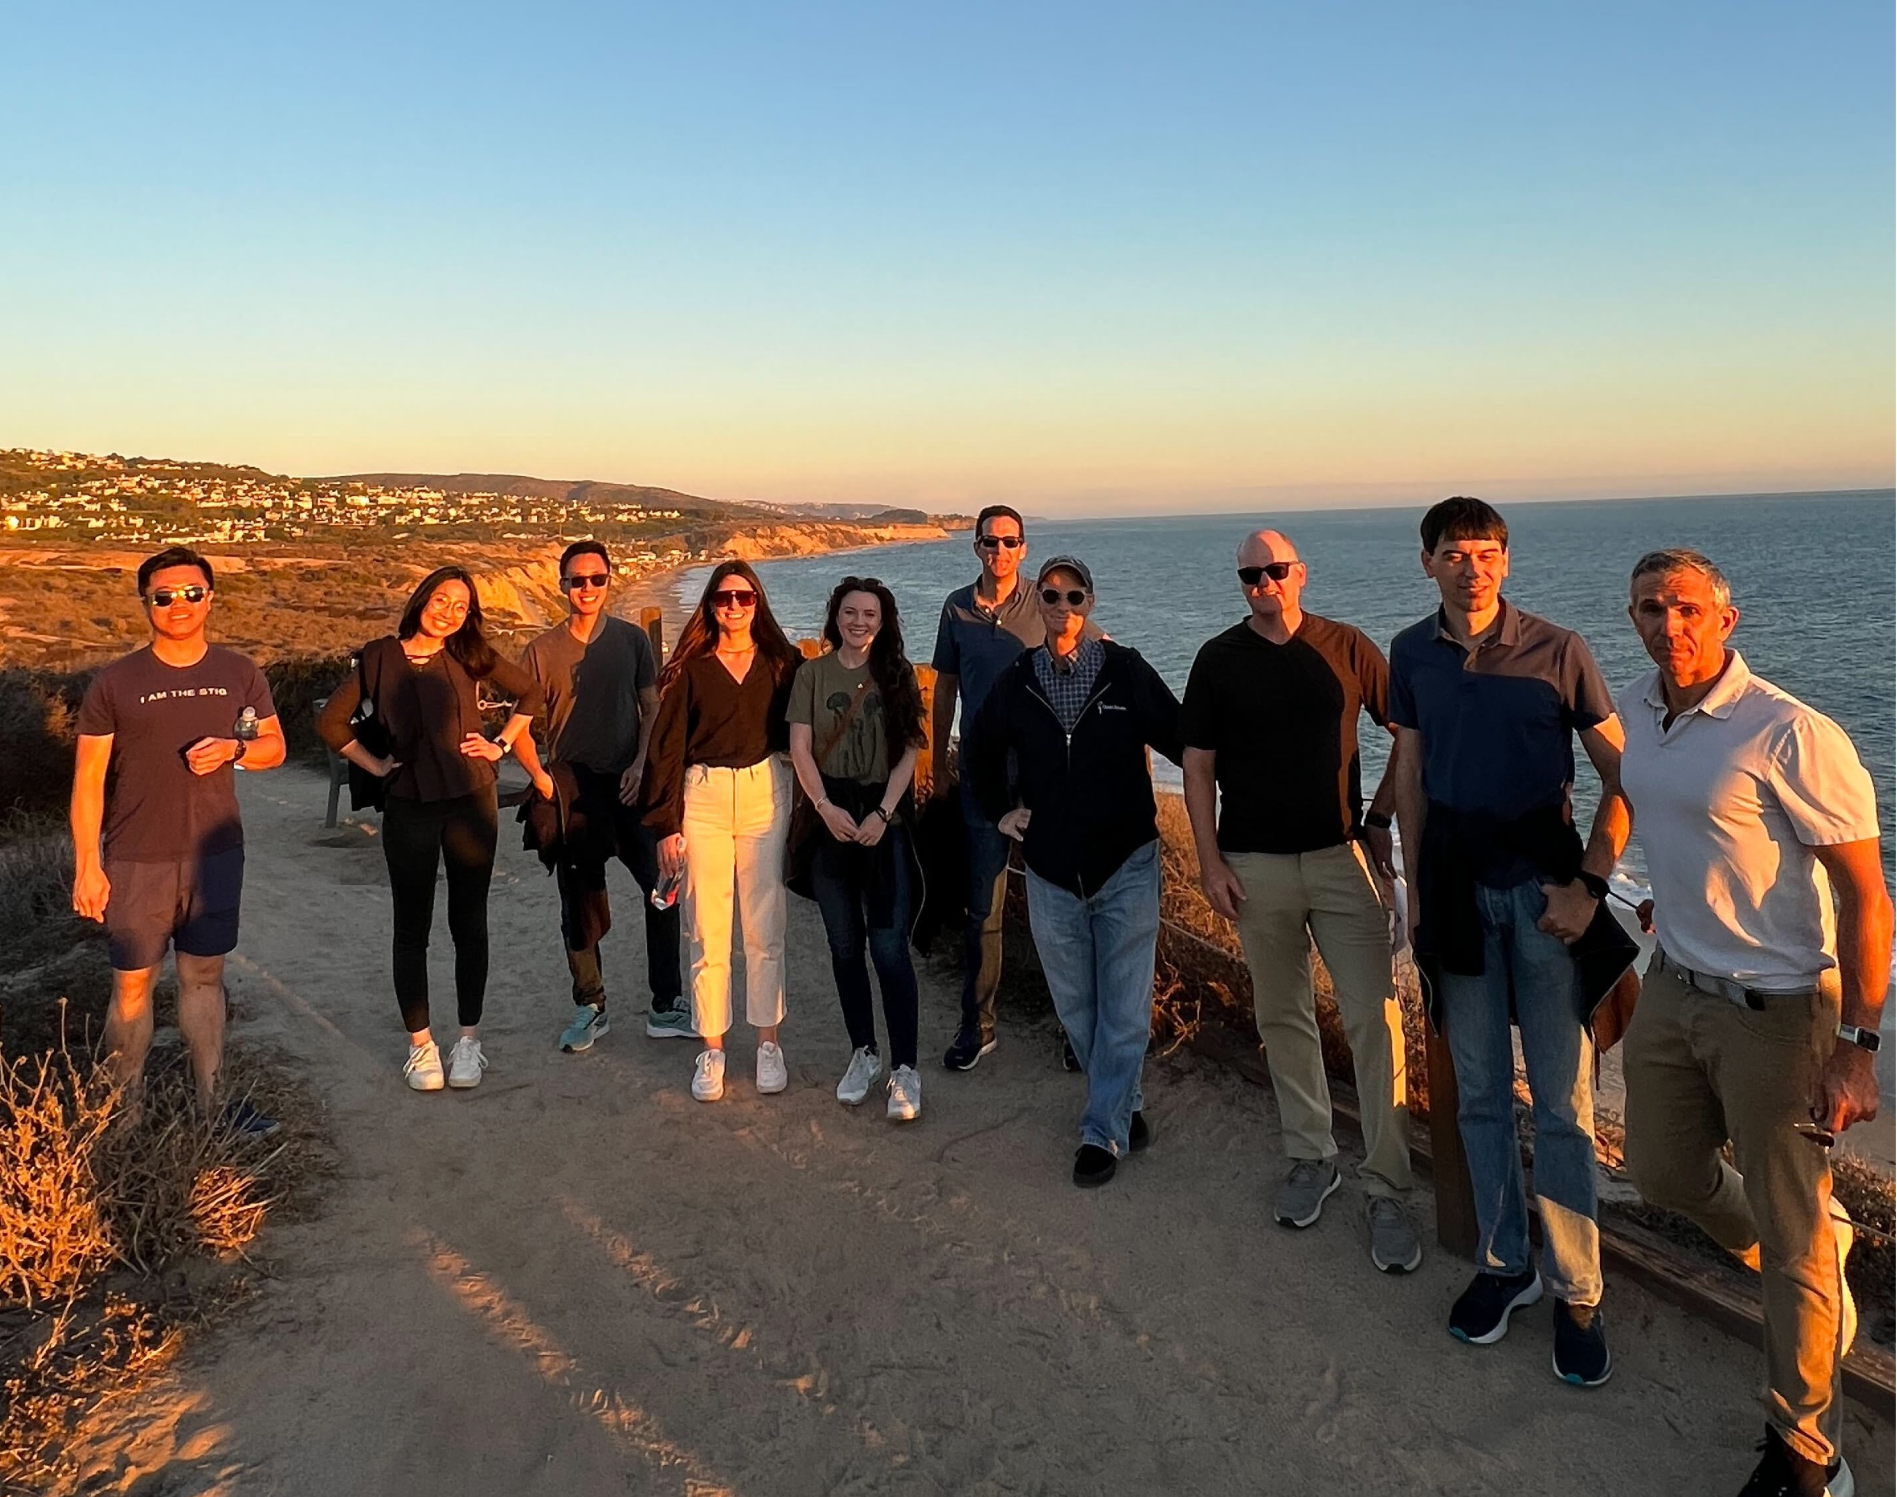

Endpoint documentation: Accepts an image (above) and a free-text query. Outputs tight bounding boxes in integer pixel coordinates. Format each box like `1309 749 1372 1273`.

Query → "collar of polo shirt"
1640 649 1752 721
1435 596 1522 648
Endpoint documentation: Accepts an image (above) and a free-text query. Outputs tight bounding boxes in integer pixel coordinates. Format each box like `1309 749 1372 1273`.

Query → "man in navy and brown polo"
1389 496 1631 1388
1616 548 1889 1497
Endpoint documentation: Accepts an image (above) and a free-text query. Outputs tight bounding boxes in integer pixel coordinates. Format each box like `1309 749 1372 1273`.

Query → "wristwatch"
1363 811 1392 831
1575 870 1609 902
232 740 248 764
1838 1023 1883 1053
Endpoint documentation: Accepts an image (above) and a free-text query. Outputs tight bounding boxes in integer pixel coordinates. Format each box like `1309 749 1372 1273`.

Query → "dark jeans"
557 765 683 1011
959 778 1011 1031
810 821 920 1069
383 786 498 1032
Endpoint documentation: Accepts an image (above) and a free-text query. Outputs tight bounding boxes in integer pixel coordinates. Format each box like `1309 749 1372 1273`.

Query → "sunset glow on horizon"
3 2 1889 514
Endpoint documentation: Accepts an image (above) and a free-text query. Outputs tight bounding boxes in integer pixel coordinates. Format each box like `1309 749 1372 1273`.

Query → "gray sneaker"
560 1004 610 1053
645 997 697 1039
1273 1158 1341 1228
1367 1196 1423 1273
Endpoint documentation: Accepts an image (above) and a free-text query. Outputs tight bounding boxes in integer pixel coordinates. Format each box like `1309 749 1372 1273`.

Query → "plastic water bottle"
234 706 260 742
650 866 683 911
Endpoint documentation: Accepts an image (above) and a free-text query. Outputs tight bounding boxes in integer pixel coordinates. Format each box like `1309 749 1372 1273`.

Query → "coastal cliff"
0 519 958 669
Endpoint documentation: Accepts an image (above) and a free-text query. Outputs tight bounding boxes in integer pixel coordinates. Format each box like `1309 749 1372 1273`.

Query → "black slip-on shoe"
942 1024 998 1071
1552 1301 1612 1388
1447 1269 1543 1345
1061 1032 1081 1072
1128 1111 1152 1152
1073 1144 1117 1188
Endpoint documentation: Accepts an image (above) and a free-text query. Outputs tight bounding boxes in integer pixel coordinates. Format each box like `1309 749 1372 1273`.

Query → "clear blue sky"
3 1 1891 512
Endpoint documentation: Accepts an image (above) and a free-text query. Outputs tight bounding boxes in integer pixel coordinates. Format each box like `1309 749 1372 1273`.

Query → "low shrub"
0 1046 298 1491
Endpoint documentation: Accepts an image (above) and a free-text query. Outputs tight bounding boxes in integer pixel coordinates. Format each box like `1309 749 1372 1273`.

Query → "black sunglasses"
712 588 758 608
976 535 1025 550
146 585 209 607
838 576 884 591
561 572 610 591
1237 562 1298 586
1039 587 1088 607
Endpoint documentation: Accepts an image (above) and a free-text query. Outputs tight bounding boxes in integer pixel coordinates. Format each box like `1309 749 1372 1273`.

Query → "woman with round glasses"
319 566 552 1092
639 561 799 1102
787 576 929 1121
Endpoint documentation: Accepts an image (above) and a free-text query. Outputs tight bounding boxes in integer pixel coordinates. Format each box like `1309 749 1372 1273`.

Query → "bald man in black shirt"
1181 529 1420 1275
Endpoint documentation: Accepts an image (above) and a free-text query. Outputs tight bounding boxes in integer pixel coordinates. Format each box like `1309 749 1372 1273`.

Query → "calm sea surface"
685 492 1896 891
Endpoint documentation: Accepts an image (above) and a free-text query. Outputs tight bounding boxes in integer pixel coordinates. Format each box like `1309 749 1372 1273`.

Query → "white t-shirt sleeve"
1768 710 1881 847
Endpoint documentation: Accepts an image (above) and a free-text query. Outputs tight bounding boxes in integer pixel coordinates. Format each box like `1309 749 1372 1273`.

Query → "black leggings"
382 787 499 1031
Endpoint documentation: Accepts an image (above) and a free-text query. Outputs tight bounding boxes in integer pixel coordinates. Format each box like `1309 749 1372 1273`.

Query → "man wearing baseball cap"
964 556 1184 1186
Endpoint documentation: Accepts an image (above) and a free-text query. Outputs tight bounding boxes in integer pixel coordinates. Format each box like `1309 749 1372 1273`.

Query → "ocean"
684 491 1897 894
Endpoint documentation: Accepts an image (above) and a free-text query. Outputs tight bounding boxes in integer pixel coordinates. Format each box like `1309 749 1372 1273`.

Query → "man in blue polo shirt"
930 504 1066 1071
1388 496 1631 1388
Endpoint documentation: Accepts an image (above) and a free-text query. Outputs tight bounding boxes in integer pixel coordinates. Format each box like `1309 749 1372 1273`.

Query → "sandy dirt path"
71 767 1894 1496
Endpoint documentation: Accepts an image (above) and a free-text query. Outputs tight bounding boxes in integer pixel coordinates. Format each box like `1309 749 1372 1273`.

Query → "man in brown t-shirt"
1180 528 1419 1274
71 546 285 1122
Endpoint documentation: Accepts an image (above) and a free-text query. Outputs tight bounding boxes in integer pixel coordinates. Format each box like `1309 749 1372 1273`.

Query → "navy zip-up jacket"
965 640 1184 897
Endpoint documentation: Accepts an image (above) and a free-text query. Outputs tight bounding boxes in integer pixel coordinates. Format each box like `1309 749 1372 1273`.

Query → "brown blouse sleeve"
639 667 694 840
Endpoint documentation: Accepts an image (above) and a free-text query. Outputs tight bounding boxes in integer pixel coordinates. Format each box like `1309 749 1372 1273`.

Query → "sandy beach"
56 765 1895 1495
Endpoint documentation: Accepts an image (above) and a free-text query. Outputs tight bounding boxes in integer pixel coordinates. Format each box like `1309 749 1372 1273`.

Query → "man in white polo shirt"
1615 548 1890 1497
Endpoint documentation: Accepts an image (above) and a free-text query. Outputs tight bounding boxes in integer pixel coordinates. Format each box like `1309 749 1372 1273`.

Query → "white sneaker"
836 1046 881 1105
886 1064 921 1122
692 1048 725 1102
447 1036 487 1089
756 1041 788 1095
404 1040 445 1092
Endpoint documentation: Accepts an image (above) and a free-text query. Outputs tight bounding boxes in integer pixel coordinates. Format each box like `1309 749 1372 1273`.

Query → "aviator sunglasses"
1039 587 1089 607
146 585 209 607
1237 562 1299 586
712 587 758 608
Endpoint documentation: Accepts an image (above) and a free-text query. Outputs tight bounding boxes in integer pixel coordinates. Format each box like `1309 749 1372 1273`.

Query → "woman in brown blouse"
640 560 797 1104
319 567 551 1093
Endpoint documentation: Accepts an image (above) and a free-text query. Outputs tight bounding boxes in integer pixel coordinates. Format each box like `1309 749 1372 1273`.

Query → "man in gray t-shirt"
521 542 684 1052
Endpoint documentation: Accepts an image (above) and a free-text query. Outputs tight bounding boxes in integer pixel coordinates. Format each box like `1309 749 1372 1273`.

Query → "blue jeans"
959 779 1012 1030
1437 879 1602 1305
1024 840 1160 1156
809 823 921 1070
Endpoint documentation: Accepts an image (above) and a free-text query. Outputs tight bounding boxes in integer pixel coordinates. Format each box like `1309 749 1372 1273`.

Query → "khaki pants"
1623 959 1847 1466
1227 843 1413 1197
682 758 792 1039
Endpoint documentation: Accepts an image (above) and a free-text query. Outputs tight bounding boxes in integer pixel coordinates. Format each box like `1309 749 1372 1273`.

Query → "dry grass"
0 1039 324 1492
0 826 113 1059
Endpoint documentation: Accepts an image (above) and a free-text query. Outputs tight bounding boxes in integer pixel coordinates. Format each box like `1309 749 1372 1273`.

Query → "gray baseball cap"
1035 554 1094 591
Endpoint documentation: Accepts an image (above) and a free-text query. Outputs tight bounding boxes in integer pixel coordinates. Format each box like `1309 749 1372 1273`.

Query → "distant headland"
0 447 972 668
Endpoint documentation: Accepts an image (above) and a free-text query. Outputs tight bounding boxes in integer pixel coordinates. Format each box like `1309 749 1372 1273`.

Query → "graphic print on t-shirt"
76 645 276 861
825 687 884 781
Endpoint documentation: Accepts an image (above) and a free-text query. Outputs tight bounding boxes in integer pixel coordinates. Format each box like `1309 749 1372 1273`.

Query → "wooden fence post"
639 605 664 666
1424 1022 1479 1256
